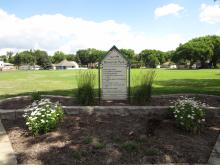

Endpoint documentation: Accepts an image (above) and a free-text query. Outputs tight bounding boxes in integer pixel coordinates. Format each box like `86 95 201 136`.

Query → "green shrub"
23 99 64 135
75 70 96 105
31 91 41 101
132 69 156 104
170 97 206 133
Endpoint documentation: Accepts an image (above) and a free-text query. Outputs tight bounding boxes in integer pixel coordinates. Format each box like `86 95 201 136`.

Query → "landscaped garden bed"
2 113 220 164
0 94 220 110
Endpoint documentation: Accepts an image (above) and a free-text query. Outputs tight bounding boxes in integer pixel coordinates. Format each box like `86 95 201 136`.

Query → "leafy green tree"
0 55 7 62
173 36 218 68
13 53 22 67
19 50 35 65
207 35 220 68
76 48 106 67
164 50 175 62
148 54 160 68
75 49 90 66
139 49 164 68
120 49 135 61
33 50 51 69
6 51 13 63
52 51 65 63
66 54 76 61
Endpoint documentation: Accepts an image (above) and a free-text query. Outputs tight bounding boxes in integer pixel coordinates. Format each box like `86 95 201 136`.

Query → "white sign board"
101 47 128 100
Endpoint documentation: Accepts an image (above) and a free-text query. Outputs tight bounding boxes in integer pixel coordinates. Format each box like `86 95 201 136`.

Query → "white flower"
202 119 205 122
30 111 36 116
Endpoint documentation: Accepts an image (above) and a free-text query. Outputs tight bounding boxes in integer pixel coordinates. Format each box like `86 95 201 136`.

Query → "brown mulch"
2 114 220 165
0 94 220 110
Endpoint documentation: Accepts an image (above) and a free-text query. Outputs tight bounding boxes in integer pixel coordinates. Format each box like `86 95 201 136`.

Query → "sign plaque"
101 46 129 100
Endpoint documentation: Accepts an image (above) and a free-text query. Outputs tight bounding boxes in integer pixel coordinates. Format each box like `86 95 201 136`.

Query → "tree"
75 49 90 66
66 54 76 61
173 35 219 68
0 55 7 62
12 51 34 67
18 50 35 65
139 49 165 68
76 48 106 67
52 51 65 63
148 54 160 68
120 49 135 61
33 50 51 69
13 53 21 67
6 51 13 63
164 50 175 62
207 35 220 68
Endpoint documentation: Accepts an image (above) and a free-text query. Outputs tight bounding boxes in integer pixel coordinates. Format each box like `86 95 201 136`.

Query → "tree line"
0 35 220 69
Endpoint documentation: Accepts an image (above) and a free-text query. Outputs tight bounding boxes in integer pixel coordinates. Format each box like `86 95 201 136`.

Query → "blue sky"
0 0 220 54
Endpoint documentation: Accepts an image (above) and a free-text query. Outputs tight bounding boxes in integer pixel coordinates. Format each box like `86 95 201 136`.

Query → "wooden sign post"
98 46 130 102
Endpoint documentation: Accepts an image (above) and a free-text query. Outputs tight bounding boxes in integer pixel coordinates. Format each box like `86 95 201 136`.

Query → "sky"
0 0 220 55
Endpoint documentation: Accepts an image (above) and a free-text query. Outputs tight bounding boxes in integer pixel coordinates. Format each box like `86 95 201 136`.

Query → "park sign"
99 46 130 101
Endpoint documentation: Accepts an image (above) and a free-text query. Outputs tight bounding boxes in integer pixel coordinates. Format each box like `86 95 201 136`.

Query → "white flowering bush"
170 97 206 133
23 99 64 135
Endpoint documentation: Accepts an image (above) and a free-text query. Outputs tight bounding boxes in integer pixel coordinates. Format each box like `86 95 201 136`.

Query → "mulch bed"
0 94 220 110
2 114 220 165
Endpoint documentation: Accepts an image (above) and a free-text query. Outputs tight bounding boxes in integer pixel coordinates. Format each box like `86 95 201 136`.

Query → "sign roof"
101 45 129 63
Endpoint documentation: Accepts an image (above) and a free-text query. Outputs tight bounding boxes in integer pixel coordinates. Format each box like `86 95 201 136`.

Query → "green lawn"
0 69 219 99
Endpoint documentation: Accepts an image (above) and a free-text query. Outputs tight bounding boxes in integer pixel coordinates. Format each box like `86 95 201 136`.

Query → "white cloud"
154 3 184 18
0 9 185 54
200 4 220 24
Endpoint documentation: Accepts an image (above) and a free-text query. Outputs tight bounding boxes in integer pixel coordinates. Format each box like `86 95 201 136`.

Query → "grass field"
0 69 219 99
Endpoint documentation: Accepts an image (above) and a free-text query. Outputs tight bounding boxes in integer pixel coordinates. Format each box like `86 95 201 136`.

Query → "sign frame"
98 46 131 103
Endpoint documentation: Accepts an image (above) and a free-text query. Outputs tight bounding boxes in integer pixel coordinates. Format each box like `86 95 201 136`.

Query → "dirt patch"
0 97 32 109
0 94 220 110
3 114 220 165
149 95 220 107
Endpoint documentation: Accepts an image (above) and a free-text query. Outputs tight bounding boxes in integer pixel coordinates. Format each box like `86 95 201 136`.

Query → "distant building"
19 65 41 70
0 61 15 71
161 62 177 69
161 62 170 68
170 64 177 69
55 60 79 70
177 64 187 69
3 63 15 70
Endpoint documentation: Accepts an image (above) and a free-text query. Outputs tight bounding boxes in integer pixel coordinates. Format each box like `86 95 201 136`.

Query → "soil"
2 114 220 165
0 94 220 110
0 98 32 109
